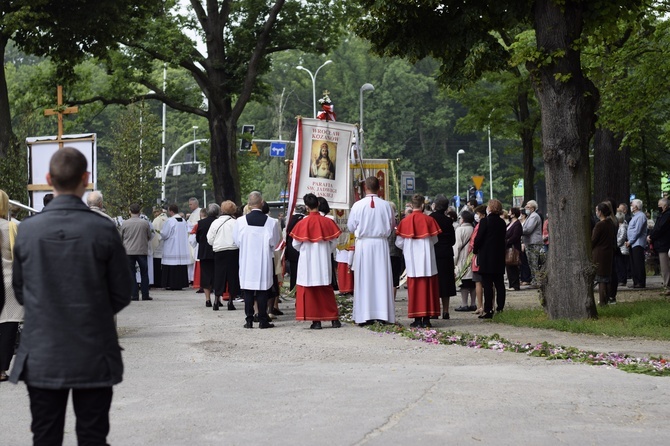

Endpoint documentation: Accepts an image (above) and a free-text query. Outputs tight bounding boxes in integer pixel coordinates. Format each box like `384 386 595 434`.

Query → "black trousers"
28 386 113 446
243 289 270 325
505 264 520 290
630 246 646 287
152 257 162 287
0 321 19 371
481 273 506 314
213 250 240 298
287 257 299 291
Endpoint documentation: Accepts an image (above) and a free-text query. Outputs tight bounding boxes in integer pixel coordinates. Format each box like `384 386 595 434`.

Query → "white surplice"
233 212 279 291
293 237 337 287
395 236 438 278
347 195 395 323
160 215 192 265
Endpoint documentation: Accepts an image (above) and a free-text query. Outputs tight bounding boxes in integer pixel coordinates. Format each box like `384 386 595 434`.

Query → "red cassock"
396 212 442 318
290 212 342 321
337 250 354 294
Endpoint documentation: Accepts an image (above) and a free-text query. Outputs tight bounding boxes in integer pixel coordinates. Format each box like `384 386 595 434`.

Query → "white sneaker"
233 297 244 303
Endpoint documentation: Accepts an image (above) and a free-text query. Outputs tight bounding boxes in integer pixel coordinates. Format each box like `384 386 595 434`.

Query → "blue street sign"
475 190 484 205
270 142 286 157
454 195 461 209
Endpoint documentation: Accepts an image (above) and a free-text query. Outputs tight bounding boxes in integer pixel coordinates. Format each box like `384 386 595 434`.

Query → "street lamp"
192 126 198 162
202 183 207 206
296 60 333 118
456 149 465 204
488 109 495 200
161 64 167 203
359 83 375 160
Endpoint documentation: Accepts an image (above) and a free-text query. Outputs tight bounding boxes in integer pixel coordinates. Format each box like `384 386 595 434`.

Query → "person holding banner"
290 193 342 329
347 176 395 325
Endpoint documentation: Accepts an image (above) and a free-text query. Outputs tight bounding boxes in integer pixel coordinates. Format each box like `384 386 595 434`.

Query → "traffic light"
468 186 476 202
239 124 255 151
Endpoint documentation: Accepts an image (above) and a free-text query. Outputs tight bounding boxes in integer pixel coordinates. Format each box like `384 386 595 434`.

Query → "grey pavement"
1 282 670 445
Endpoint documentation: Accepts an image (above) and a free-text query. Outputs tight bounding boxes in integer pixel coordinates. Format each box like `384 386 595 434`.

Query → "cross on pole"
44 85 79 148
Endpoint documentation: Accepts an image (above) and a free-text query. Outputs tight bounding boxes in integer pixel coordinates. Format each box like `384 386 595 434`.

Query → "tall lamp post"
161 64 167 203
202 183 207 206
456 149 465 203
192 126 198 161
487 109 495 200
296 60 333 118
359 83 375 160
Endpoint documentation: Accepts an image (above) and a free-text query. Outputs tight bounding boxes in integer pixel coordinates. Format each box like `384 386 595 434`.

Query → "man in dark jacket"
11 147 132 445
649 198 670 294
473 199 507 319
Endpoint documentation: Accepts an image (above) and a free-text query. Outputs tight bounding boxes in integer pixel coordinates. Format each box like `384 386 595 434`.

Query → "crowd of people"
4 146 670 444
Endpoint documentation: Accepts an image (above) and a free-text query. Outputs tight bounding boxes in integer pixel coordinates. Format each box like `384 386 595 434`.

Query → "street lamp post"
359 83 375 160
488 109 495 200
296 60 333 118
202 183 207 206
192 126 198 162
161 64 167 203
456 149 465 203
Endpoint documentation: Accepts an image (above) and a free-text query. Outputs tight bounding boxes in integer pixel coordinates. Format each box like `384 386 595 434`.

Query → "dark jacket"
285 213 305 262
505 219 522 251
473 213 507 275
10 194 132 388
650 209 670 253
591 218 617 276
196 215 216 260
430 210 456 259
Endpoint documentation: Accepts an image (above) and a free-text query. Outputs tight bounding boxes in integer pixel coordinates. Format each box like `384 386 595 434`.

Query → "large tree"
356 0 659 319
0 0 162 198
72 0 351 204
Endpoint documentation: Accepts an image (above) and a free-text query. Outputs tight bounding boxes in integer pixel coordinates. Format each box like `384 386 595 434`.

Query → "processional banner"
287 118 355 217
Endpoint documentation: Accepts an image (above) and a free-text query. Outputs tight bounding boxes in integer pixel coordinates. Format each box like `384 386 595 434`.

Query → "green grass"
495 299 670 340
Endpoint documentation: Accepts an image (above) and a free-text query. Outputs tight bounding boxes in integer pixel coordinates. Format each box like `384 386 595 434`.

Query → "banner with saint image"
287 118 354 215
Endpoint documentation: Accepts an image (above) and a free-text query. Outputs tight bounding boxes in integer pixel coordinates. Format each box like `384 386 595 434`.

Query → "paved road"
2 285 669 445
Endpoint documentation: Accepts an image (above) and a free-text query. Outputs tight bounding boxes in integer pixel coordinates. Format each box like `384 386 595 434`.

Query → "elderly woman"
453 210 476 312
0 189 23 382
505 207 523 291
207 200 240 311
592 202 617 306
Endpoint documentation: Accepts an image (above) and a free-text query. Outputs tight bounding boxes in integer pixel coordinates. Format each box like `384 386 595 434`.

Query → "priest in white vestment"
233 191 280 329
291 193 342 329
151 207 168 286
347 176 395 325
160 204 191 290
187 197 201 282
395 194 442 328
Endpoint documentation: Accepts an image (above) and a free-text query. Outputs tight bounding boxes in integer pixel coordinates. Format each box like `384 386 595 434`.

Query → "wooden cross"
44 85 79 148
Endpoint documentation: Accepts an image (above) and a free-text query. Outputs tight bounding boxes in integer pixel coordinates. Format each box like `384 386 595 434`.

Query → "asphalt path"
1 284 669 445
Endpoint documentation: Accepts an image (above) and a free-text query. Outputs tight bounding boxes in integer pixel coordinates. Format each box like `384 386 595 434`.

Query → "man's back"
234 210 279 290
11 194 132 388
348 196 393 238
121 216 152 255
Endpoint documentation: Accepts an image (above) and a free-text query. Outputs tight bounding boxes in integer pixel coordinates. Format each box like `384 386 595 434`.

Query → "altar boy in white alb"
347 176 396 325
233 191 280 329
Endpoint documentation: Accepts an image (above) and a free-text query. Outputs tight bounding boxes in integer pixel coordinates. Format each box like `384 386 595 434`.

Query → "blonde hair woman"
0 190 23 381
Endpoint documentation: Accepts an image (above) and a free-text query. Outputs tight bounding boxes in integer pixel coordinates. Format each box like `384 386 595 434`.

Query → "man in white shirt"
347 176 395 325
233 191 280 329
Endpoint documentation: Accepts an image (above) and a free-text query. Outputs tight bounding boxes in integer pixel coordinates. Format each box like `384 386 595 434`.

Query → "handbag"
505 246 520 266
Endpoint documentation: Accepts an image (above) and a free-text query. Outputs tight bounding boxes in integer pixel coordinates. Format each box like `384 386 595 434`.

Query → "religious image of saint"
309 142 336 180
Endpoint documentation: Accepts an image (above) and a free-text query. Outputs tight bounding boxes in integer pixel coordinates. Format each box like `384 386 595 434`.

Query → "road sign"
472 175 485 190
475 190 484 205
270 141 286 157
401 171 415 195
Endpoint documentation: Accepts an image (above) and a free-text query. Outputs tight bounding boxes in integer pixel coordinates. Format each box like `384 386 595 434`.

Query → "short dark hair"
304 193 318 210
365 176 379 193
317 196 330 214
446 210 458 222
510 207 521 219
434 195 449 211
168 204 179 214
597 202 612 217
261 201 270 214
460 210 475 224
49 147 87 192
474 205 487 216
129 203 141 214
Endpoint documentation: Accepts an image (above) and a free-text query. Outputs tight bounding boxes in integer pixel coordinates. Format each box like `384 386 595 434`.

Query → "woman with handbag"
505 207 523 291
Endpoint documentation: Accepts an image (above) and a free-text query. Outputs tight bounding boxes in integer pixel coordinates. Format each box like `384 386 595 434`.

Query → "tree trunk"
531 0 598 319
0 36 12 159
593 128 629 206
517 88 537 203
209 106 241 205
